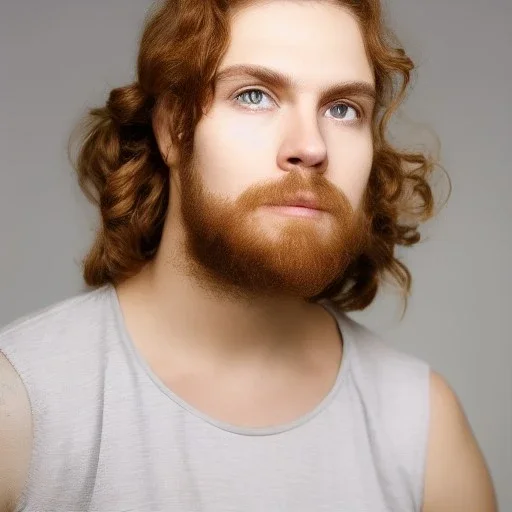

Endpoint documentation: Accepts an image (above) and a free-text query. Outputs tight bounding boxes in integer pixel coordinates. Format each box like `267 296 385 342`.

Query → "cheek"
328 133 373 209
193 111 274 197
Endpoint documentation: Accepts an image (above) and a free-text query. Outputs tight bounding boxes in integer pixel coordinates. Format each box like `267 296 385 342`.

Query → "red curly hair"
71 0 449 313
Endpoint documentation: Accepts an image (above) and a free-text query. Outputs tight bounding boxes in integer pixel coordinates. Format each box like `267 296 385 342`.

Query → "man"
0 0 498 510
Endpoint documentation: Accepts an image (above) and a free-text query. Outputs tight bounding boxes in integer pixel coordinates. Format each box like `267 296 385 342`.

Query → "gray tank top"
0 285 430 512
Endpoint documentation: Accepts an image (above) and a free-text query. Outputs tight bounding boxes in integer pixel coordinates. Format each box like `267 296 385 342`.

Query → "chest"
155 360 340 429
87 412 395 512
21 371 419 512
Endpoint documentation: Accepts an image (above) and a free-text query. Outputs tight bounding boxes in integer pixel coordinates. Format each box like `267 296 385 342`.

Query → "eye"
326 103 360 122
233 88 362 122
233 88 274 109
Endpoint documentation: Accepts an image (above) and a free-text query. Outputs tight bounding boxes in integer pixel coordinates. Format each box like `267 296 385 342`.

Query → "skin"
115 0 376 427
117 2 498 510
114 0 376 434
118 0 375 363
0 1 498 510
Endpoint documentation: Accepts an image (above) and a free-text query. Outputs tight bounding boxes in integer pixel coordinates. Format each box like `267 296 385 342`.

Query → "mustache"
237 172 351 214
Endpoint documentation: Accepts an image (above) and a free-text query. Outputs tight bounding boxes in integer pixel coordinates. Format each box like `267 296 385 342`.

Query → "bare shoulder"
0 351 32 512
422 370 498 512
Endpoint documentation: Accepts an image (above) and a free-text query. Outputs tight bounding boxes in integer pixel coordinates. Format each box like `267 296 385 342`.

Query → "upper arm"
422 371 498 512
0 351 32 512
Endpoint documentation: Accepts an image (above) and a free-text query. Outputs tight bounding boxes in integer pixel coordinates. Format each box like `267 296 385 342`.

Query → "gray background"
1 0 510 509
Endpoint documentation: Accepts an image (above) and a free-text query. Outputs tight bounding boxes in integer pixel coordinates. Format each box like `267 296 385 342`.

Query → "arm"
0 352 32 512
422 371 499 512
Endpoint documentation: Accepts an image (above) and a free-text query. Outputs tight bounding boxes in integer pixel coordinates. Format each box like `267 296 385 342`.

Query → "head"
73 0 444 312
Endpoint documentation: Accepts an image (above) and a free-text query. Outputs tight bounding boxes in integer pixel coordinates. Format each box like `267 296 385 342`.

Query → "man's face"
171 0 376 302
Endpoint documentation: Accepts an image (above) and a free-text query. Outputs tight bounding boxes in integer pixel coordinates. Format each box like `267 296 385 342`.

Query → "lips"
283 200 321 210
268 193 323 211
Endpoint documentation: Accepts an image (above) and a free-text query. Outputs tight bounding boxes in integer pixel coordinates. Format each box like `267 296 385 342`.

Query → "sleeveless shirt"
0 284 430 511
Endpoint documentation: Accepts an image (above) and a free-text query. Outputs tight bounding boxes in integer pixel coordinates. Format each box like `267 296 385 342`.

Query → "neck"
114 225 335 366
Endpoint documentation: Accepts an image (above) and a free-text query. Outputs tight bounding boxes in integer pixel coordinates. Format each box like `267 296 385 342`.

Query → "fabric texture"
0 285 430 512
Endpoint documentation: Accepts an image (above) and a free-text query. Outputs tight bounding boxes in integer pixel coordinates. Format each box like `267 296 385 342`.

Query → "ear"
152 95 182 168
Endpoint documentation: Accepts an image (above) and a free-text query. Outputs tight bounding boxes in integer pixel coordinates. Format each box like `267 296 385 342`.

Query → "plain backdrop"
1 0 510 509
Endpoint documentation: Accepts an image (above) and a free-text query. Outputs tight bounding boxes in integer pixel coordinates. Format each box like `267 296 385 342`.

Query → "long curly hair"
71 0 449 313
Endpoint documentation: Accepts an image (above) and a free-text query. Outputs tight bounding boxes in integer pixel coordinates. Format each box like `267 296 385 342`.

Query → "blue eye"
234 88 273 108
233 88 361 122
327 104 359 121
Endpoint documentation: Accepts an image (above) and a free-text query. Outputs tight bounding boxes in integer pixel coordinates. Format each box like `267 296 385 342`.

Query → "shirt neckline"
106 283 354 437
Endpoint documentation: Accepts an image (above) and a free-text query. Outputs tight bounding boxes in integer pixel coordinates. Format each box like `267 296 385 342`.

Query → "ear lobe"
164 140 181 168
152 95 182 168
153 119 180 168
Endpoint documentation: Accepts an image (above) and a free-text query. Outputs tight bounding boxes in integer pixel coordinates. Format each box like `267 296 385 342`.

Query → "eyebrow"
215 64 377 103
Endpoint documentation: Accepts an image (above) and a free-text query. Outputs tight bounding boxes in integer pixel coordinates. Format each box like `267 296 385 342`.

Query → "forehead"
220 0 375 87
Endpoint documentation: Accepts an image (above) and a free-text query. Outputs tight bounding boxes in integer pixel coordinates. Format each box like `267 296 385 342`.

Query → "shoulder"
326 308 498 511
422 371 498 512
340 313 431 390
334 312 431 426
0 285 113 355
0 285 115 432
334 312 432 505
0 285 116 511
0 351 32 512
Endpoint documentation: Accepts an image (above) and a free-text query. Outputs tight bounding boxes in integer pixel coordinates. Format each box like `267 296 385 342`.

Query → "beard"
175 153 371 303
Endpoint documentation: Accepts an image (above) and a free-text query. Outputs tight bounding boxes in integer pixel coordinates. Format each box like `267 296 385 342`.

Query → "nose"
276 109 328 174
